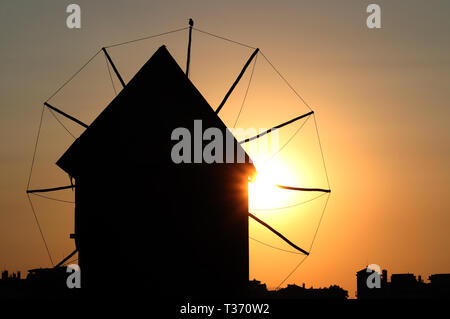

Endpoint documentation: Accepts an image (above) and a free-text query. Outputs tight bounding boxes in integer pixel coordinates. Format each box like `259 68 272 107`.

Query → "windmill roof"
56 45 255 177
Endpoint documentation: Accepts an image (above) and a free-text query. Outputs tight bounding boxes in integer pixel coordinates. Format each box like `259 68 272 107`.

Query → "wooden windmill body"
56 46 255 297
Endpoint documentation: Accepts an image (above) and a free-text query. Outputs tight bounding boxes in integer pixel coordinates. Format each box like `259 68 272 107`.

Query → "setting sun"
248 163 297 211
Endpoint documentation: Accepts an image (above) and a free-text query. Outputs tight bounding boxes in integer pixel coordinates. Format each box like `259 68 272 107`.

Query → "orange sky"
1 1 450 298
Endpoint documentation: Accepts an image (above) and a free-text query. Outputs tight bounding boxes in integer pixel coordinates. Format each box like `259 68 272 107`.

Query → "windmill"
26 19 331 297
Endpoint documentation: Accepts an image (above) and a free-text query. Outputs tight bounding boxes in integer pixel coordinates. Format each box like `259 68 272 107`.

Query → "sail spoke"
26 185 74 194
216 48 259 114
276 184 331 193
54 249 78 268
239 111 314 144
248 212 309 255
102 47 126 88
44 102 88 128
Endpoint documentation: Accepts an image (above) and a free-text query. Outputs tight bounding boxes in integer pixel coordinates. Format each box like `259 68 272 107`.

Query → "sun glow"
248 163 296 211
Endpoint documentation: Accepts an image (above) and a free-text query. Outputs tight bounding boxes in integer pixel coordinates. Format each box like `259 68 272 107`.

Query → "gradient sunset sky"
1 0 449 297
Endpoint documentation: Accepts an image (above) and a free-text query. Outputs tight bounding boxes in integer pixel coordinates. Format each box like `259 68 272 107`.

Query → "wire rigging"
193 27 256 50
260 115 311 167
104 53 117 95
250 192 326 211
249 237 301 255
45 49 102 103
46 26 189 104
27 195 54 266
47 109 76 139
233 53 258 128
276 193 330 289
191 28 311 113
27 105 44 190
104 27 189 48
259 51 312 112
26 105 54 266
313 114 331 189
308 192 330 253
31 193 75 204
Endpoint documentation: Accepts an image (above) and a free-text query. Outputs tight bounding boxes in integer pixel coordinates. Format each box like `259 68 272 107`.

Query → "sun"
248 163 295 211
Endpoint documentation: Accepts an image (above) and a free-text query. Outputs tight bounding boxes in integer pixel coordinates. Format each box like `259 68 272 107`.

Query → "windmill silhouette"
26 19 331 299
